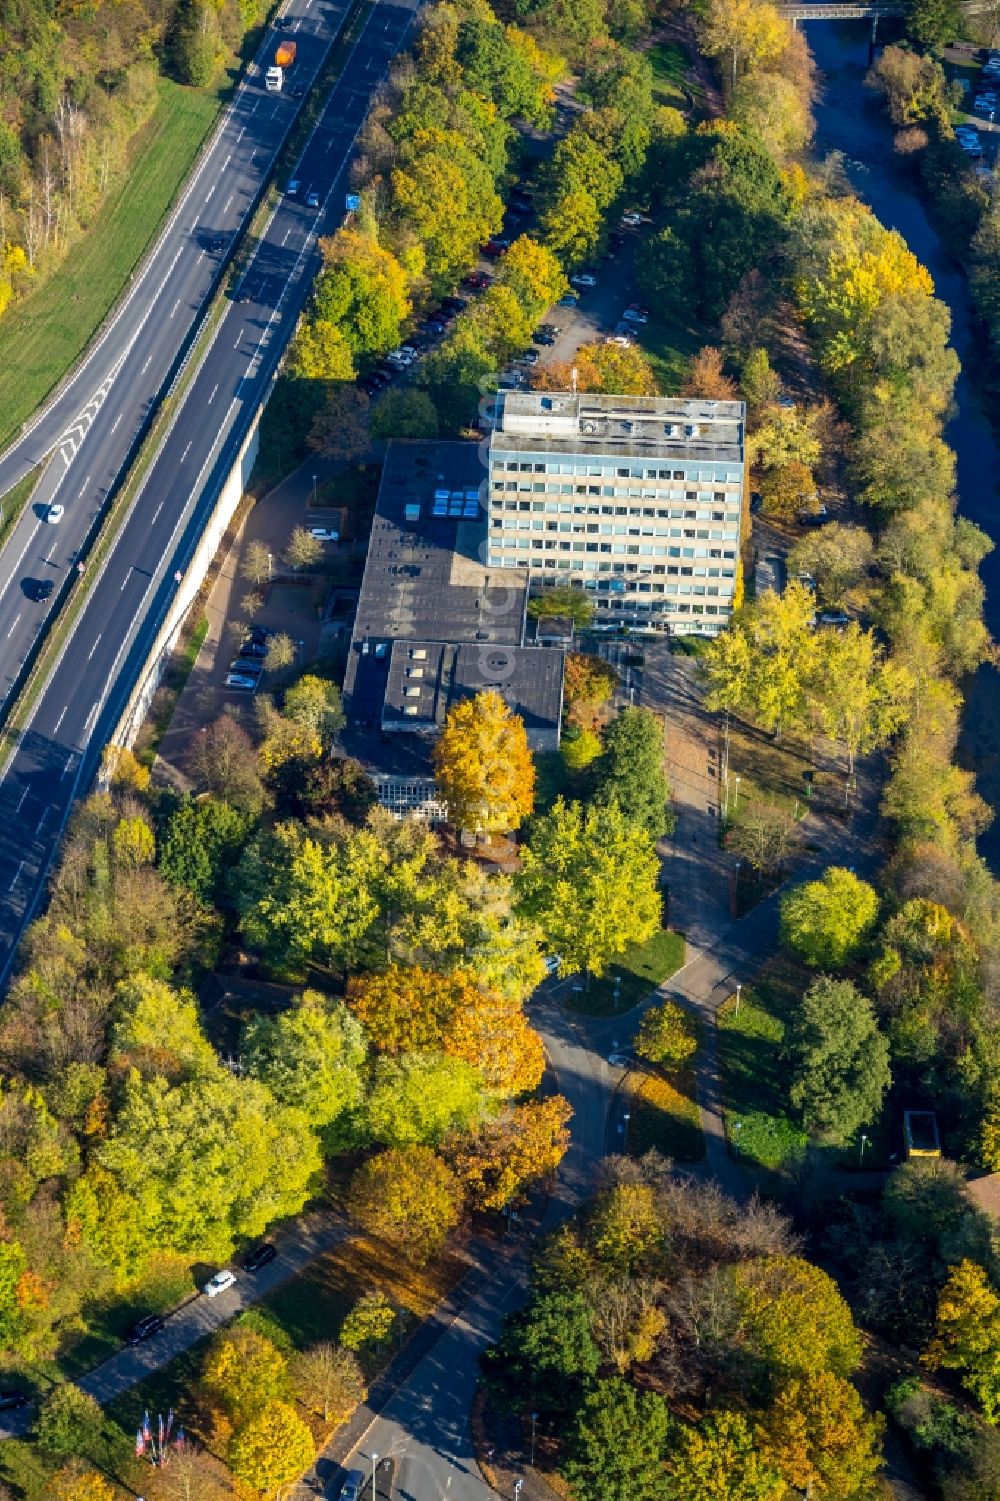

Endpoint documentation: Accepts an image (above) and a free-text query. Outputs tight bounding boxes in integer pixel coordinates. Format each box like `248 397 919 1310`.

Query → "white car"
224 673 258 692
202 1269 237 1298
570 271 598 289
621 210 644 227
607 333 634 348
46 503 64 523
386 348 415 367
309 526 339 541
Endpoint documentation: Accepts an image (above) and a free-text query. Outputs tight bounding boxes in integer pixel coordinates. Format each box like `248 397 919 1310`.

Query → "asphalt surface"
0 0 419 981
0 0 356 712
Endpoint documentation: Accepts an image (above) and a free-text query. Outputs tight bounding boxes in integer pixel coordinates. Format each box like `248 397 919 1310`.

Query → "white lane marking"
197 251 204 265
6 614 20 640
87 634 102 660
78 474 91 498
141 355 152 374
236 126 245 142
181 442 192 463
14 788 28 814
171 299 181 318
208 384 219 405
120 571 130 591
110 413 123 434
85 702 99 729
53 707 66 734
58 752 75 781
8 862 23 892
204 185 215 203
225 195 234 213
222 153 231 170
45 542 58 561
152 501 164 522
282 228 291 245
35 809 47 836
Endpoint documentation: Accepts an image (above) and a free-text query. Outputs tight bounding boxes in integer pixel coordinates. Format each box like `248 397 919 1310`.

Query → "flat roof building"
342 440 565 817
487 391 746 635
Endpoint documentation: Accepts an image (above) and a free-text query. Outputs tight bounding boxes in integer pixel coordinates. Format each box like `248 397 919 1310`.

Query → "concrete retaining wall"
108 412 261 750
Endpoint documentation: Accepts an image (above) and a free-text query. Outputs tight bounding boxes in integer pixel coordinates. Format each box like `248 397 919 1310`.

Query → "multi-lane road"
0 0 354 710
0 0 419 978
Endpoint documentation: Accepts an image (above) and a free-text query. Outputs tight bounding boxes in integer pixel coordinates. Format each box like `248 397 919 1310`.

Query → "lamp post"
530 1411 538 1467
734 982 742 1018
622 1112 631 1151
859 1132 870 1167
371 1452 378 1501
733 774 741 814
733 1120 742 1158
312 473 318 508
514 1480 523 1501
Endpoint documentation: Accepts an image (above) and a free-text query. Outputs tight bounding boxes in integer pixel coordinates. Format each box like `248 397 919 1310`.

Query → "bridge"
779 1 902 16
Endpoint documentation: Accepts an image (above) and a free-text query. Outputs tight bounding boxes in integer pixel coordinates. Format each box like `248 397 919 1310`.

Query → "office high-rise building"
486 390 746 635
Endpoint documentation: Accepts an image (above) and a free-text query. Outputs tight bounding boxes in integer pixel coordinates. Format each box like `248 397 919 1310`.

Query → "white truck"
265 39 296 91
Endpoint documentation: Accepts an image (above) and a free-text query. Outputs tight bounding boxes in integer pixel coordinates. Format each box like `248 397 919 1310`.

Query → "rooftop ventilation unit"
580 419 599 433
404 503 420 521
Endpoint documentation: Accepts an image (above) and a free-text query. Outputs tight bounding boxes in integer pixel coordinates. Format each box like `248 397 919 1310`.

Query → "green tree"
158 796 251 903
564 1378 670 1501
311 228 411 356
787 523 873 608
36 1384 103 1459
347 1146 463 1263
730 1254 863 1385
809 625 912 778
243 990 367 1142
666 1410 781 1501
282 674 345 745
539 188 602 268
367 1052 485 1147
516 799 662 977
370 389 440 441
486 1290 600 1410
703 582 818 740
96 1069 321 1257
173 0 222 85
527 587 594 628
110 974 218 1083
779 867 880 970
242 540 273 587
905 0 961 48
786 976 890 1142
635 1001 697 1069
228 1399 315 1493
592 707 673 838
432 690 536 836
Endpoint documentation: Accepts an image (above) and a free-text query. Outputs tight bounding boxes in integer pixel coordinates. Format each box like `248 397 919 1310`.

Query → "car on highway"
309 526 339 541
244 1242 278 1273
285 179 301 196
276 13 293 26
290 82 305 99
0 1391 29 1412
125 1314 165 1345
202 1269 237 1298
306 189 320 209
570 270 598 288
25 580 54 602
46 503 64 524
225 673 260 692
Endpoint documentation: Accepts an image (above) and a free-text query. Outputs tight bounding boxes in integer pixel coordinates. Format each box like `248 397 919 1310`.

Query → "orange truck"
265 40 297 90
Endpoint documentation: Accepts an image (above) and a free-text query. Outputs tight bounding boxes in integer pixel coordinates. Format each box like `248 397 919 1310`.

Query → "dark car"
244 1242 278 1273
533 329 556 346
750 492 763 515
421 318 446 336
798 504 829 527
276 13 292 25
230 659 263 676
440 296 468 313
359 376 381 395
240 639 268 659
462 271 492 290
25 579 54 603
248 625 273 643
207 235 226 254
0 1391 29 1412
125 1314 165 1346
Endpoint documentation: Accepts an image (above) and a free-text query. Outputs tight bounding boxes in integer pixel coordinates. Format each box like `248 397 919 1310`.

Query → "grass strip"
0 468 43 552
563 929 686 1017
625 1065 704 1162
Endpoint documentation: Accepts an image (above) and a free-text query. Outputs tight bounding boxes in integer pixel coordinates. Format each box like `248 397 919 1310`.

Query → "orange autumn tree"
432 690 535 836
445 1096 572 1210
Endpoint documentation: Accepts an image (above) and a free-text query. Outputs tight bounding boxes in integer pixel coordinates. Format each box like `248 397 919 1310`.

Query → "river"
805 21 1000 864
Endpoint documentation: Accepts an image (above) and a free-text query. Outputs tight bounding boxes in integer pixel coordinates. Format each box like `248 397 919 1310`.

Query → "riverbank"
807 19 1000 866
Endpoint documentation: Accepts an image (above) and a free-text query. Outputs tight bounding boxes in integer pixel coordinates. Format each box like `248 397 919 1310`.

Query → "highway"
0 0 354 715
0 0 419 980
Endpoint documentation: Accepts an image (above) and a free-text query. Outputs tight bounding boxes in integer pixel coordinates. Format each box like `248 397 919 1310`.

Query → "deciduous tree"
284 527 324 573
292 1341 366 1424
924 1259 1000 1421
340 1292 396 1351
730 1253 864 1384
228 1399 316 1494
445 1096 572 1209
563 1378 670 1501
759 1370 884 1498
433 690 535 836
36 1385 103 1460
367 1051 485 1147
591 707 672 838
244 990 367 1141
635 1001 697 1069
680 346 737 401
516 798 662 977
666 1410 782 1501
282 674 345 744
203 1325 290 1423
779 867 880 969
348 1145 463 1263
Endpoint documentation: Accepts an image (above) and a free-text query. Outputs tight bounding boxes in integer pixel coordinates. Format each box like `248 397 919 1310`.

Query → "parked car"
309 526 339 541
244 1242 278 1273
462 271 492 289
557 292 579 307
481 239 507 258
513 348 539 365
621 209 644 227
440 296 468 313
421 318 446 335
533 329 556 345
46 503 64 523
386 348 415 367
0 1391 29 1412
543 954 563 975
239 639 267 658
570 271 598 288
798 504 829 526
815 609 850 628
202 1269 237 1298
230 659 263 675
622 306 649 324
225 673 259 692
248 625 273 642
125 1314 165 1346
607 1053 630 1068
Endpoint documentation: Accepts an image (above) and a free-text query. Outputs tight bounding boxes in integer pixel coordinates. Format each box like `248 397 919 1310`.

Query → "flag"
135 1428 145 1458
143 1410 152 1443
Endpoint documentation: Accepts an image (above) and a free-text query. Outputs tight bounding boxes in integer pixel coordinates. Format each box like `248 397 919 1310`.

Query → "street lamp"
530 1411 538 1467
734 982 742 1018
622 1112 631 1151
859 1132 870 1167
312 473 318 507
733 774 741 814
514 1480 523 1501
371 1452 378 1501
733 1120 743 1158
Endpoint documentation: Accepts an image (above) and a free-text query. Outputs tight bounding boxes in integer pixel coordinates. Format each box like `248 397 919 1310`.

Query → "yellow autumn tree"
760 1371 884 1497
433 690 535 836
445 1096 572 1210
48 1469 114 1501
924 1259 1000 1421
699 0 789 89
